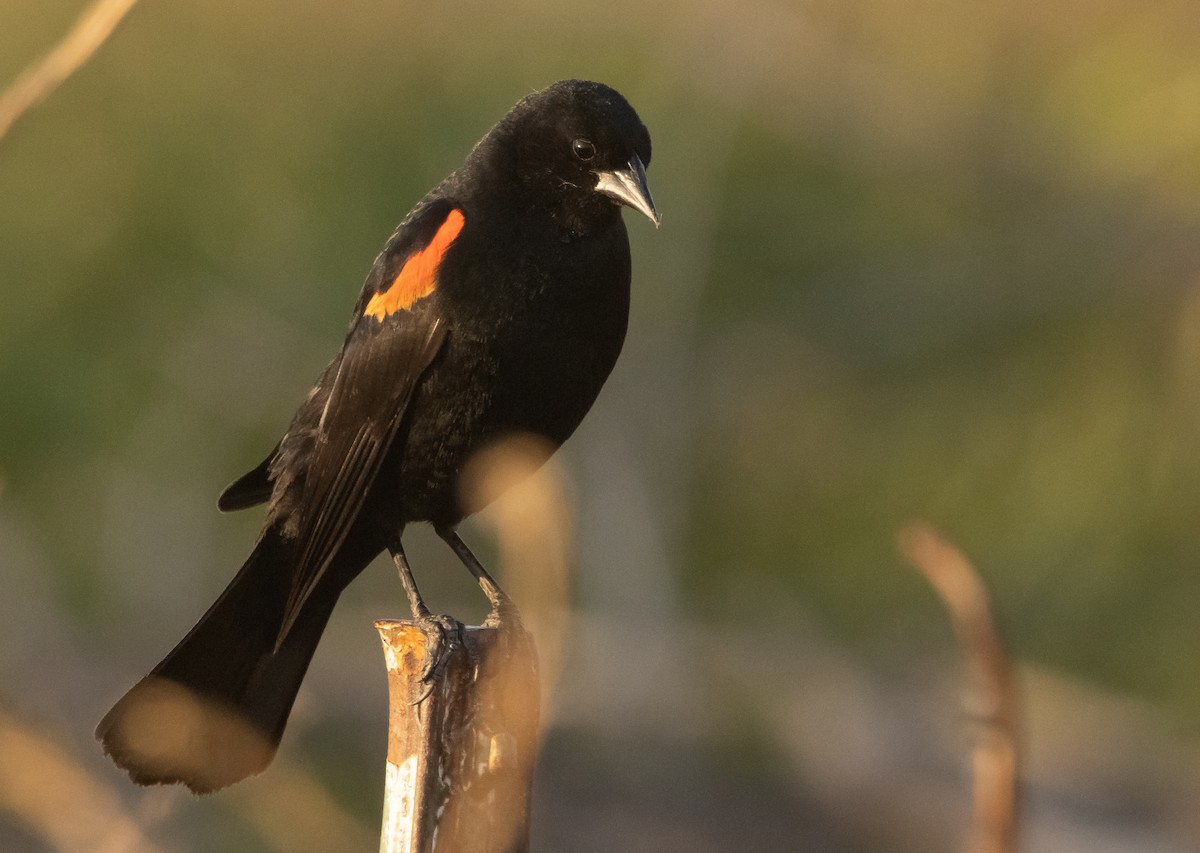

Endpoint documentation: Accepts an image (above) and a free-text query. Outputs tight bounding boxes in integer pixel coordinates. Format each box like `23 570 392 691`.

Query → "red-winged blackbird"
96 79 657 793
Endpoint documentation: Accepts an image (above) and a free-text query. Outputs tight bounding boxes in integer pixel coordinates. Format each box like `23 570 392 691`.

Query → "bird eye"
572 138 596 161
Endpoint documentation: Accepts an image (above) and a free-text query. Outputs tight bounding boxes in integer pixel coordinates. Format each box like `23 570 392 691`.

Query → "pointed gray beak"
594 154 660 227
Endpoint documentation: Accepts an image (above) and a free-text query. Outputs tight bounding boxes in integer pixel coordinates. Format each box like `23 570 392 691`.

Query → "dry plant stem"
898 522 1020 853
0 0 140 141
0 708 162 853
376 620 540 853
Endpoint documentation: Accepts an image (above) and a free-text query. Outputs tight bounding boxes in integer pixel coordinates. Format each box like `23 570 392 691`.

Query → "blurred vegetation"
3 0 1200 850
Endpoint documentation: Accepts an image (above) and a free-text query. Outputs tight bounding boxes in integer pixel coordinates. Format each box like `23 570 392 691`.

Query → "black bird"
96 79 657 793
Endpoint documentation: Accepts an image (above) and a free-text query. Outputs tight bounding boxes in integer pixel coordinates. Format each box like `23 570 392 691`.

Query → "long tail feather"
96 529 342 794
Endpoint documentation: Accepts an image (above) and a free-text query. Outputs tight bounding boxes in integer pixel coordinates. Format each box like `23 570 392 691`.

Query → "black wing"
272 199 465 643
275 313 446 642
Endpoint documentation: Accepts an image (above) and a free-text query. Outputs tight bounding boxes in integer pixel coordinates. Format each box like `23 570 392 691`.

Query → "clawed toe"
483 598 523 631
410 614 466 703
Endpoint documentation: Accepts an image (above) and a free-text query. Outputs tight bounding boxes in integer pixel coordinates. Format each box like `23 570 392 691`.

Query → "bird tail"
95 528 341 794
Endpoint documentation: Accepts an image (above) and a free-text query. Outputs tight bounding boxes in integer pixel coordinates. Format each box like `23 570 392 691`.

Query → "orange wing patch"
364 209 465 320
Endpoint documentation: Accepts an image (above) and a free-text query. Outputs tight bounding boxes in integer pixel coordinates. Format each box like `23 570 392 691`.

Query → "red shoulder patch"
364 209 465 320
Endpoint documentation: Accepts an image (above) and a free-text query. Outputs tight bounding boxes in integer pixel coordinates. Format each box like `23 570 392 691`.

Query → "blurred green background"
3 0 1200 850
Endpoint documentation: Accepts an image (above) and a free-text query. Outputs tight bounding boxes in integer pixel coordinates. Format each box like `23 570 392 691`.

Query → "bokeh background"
4 0 1200 850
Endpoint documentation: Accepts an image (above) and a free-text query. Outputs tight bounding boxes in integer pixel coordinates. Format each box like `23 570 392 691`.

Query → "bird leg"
434 526 523 630
388 537 464 697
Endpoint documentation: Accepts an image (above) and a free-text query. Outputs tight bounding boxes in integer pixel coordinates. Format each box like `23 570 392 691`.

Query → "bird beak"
594 154 660 227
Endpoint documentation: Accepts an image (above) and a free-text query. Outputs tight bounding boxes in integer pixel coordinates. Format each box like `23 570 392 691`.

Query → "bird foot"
410 614 467 704
482 598 524 631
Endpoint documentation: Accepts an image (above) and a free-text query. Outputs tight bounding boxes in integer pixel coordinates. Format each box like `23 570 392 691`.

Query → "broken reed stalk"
376 621 540 853
898 522 1020 853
